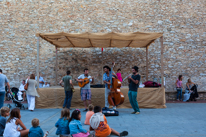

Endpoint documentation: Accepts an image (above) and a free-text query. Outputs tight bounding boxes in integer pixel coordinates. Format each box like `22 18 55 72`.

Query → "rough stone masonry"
0 0 205 91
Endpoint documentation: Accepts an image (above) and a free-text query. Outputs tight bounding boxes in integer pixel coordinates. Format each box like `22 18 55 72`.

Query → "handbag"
24 81 29 90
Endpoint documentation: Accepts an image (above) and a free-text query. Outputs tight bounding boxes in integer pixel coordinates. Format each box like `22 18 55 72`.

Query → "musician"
128 66 141 115
103 66 117 110
59 70 74 109
76 68 94 112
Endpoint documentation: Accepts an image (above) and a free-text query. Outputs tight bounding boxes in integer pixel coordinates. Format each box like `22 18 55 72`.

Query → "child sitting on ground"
0 107 10 136
28 118 44 137
55 108 70 137
90 106 128 137
84 104 94 125
3 108 29 137
69 109 90 137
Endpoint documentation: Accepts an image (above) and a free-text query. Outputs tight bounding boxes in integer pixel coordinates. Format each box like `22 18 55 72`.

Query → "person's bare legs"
83 100 87 109
83 100 91 109
88 100 91 106
20 129 29 137
111 128 120 136
23 92 26 100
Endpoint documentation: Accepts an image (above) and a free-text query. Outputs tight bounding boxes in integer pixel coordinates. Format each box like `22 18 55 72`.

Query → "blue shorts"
81 89 91 101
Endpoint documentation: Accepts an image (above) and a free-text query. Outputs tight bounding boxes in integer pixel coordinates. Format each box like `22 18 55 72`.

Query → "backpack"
143 81 161 87
102 107 119 116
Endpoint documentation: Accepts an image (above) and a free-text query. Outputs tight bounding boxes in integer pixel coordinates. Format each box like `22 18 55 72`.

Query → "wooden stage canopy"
35 32 164 87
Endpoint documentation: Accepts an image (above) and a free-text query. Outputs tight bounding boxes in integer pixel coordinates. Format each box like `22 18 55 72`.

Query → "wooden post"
101 48 104 84
37 37 40 89
146 46 149 81
55 47 58 85
160 36 164 87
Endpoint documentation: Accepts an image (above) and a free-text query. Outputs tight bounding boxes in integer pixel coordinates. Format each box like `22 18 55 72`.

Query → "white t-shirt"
3 118 21 137
43 84 50 88
19 84 25 92
78 74 92 89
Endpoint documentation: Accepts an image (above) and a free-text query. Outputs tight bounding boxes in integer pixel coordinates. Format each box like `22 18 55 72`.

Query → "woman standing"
26 74 39 111
175 75 183 101
116 69 122 82
183 79 195 102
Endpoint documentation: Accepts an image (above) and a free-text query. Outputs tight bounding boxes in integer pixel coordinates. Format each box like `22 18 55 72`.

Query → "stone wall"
0 0 206 91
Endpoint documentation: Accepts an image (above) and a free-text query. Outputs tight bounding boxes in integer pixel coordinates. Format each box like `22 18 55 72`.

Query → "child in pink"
116 69 122 82
84 104 94 125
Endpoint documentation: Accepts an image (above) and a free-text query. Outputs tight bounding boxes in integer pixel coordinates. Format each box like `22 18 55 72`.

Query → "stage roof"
36 32 163 48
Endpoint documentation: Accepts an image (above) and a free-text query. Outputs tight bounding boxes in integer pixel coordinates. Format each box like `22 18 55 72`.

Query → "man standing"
76 68 94 112
59 70 73 109
128 66 141 115
19 80 26 100
0 69 10 108
103 66 117 110
35 73 44 88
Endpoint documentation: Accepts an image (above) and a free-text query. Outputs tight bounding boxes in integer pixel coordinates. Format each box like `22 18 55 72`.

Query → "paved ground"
3 103 206 137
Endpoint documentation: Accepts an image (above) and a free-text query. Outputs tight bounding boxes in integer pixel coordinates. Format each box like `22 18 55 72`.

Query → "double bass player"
103 65 117 110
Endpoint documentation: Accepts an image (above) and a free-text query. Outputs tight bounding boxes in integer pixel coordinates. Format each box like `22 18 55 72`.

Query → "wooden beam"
65 36 75 47
160 36 164 87
36 37 40 89
146 46 149 81
55 47 58 85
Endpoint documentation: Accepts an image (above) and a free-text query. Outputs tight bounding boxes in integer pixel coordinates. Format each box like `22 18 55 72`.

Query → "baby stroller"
189 84 199 101
7 87 25 110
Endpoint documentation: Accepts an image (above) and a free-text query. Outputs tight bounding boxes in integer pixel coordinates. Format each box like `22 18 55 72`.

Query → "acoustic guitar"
78 77 93 88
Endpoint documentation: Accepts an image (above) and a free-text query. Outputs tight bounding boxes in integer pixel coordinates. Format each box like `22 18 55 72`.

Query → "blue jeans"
63 90 73 109
176 88 182 100
0 92 5 109
128 90 140 112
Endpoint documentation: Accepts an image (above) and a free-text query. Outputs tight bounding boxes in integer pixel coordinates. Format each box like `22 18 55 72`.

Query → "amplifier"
90 84 105 88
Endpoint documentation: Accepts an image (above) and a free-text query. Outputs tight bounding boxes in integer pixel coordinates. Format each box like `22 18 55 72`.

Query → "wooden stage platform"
36 86 166 109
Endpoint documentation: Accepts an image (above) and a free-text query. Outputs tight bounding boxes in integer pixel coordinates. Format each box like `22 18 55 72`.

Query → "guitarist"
103 65 117 110
76 68 94 112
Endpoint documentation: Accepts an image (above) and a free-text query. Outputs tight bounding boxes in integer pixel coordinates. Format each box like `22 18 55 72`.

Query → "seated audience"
43 82 50 88
90 106 128 137
28 118 44 137
84 104 94 125
3 108 29 137
55 108 70 136
0 107 10 136
19 80 26 100
183 79 195 102
69 109 90 137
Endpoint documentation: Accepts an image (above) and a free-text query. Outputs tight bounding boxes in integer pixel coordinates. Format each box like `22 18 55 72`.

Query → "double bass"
108 62 124 106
